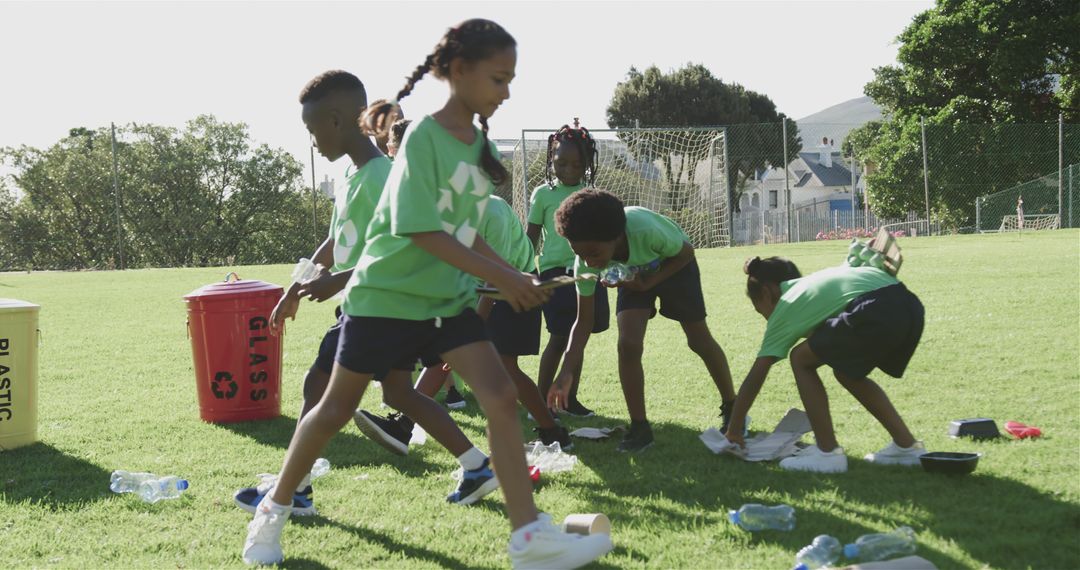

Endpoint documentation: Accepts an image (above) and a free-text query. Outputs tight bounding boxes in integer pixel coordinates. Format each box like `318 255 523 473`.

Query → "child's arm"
724 356 777 446
475 294 496 320
526 223 542 250
472 235 517 272
624 241 694 292
271 237 336 330
547 292 596 410
409 231 549 313
298 269 352 302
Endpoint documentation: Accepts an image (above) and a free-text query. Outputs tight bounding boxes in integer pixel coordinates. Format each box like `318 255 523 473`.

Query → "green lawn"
1 231 1078 569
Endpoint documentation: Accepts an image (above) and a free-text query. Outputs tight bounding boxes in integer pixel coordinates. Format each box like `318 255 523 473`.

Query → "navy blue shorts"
616 259 707 323
334 309 489 379
808 283 925 379
486 301 542 356
539 267 610 336
312 307 345 374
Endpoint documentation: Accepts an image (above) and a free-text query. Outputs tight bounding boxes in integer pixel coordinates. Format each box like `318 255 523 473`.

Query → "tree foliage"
0 116 329 270
606 64 801 211
849 0 1080 228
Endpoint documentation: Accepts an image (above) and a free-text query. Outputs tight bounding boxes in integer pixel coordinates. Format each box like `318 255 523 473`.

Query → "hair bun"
743 256 761 276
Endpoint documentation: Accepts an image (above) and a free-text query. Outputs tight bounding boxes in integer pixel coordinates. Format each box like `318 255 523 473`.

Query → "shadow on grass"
0 442 112 508
559 421 1080 568
214 415 443 475
290 517 474 569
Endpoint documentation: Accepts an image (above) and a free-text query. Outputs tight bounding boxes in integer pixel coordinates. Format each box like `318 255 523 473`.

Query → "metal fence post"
975 197 981 232
920 116 931 236
783 119 791 243
1059 113 1064 223
310 146 318 244
110 122 125 270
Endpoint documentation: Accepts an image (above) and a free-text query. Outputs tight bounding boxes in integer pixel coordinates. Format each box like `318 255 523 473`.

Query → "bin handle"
224 272 241 283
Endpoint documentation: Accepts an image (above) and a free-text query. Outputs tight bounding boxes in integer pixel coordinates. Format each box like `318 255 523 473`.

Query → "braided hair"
545 118 599 187
360 19 515 185
743 256 802 300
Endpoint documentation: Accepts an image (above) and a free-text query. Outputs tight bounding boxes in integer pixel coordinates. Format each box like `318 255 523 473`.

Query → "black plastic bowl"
920 451 981 475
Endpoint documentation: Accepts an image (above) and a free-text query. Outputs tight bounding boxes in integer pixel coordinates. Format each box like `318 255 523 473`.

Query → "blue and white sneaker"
234 475 316 516
447 458 500 505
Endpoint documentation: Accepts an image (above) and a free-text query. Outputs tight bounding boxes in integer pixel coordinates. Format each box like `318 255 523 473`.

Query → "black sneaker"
564 399 595 418
353 410 412 456
616 421 654 453
534 425 574 451
445 386 467 410
234 479 316 516
447 458 499 505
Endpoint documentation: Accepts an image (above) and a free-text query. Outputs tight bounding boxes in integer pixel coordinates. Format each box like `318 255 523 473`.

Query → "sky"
0 0 933 187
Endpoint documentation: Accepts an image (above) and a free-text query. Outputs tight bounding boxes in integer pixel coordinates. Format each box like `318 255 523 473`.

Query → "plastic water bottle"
843 526 917 562
728 504 796 531
311 458 330 478
291 258 319 283
601 263 636 285
110 470 155 493
794 535 842 570
136 476 190 503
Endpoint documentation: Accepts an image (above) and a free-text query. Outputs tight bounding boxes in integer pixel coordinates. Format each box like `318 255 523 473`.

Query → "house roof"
796 151 855 187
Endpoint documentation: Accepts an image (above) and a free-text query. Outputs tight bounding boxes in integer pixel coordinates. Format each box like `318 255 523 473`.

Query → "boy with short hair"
547 189 737 452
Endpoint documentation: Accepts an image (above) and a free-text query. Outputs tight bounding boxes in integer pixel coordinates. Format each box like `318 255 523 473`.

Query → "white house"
741 138 860 213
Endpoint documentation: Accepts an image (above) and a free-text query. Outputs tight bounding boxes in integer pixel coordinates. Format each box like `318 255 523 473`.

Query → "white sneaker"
864 440 926 466
509 513 614 570
242 497 291 565
779 445 848 473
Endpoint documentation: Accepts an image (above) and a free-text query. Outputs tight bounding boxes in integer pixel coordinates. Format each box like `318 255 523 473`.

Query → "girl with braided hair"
242 19 613 569
526 121 610 417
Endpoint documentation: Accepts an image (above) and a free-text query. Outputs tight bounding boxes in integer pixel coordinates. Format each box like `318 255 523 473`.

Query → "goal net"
508 127 730 248
998 214 1060 232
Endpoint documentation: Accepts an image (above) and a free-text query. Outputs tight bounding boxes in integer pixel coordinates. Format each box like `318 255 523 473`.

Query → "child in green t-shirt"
242 20 612 570
546 189 737 453
724 256 926 474
526 122 610 418
234 70 494 518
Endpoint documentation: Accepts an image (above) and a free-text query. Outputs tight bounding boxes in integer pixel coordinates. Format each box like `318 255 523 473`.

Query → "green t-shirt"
344 115 499 320
527 181 586 272
328 156 393 273
480 195 534 273
573 206 689 296
758 266 901 360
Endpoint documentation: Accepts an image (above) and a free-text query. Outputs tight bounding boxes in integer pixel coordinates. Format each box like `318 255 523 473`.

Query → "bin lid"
183 273 283 302
0 298 41 313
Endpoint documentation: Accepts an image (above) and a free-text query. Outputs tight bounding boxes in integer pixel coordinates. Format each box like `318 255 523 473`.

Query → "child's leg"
414 365 451 398
679 319 736 402
789 342 839 451
502 354 557 429
536 333 568 399
833 370 916 447
269 363 376 506
616 309 652 422
299 366 331 418
380 373 472 455
442 341 538 530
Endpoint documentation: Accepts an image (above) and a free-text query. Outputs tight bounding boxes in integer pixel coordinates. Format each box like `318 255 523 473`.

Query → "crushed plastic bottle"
291 257 320 283
601 263 637 286
311 458 330 478
136 475 189 503
728 503 796 531
110 470 156 494
843 526 917 562
794 534 842 570
524 441 577 474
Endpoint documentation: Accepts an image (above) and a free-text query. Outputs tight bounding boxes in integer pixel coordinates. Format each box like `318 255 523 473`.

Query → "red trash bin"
184 273 284 423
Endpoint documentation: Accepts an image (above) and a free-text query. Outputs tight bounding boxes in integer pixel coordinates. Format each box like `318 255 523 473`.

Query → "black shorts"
486 301 542 356
539 267 610 336
616 259 707 322
334 309 489 379
312 308 345 374
808 283 925 379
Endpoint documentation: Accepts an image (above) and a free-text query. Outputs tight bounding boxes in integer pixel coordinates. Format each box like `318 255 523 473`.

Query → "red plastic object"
528 465 541 484
184 274 284 423
1004 421 1042 439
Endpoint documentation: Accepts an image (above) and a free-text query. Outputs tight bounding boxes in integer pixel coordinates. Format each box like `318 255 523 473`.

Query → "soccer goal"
998 214 1060 232
509 127 730 248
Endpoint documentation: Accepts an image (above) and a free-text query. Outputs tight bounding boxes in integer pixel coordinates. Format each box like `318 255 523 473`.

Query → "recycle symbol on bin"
212 371 239 400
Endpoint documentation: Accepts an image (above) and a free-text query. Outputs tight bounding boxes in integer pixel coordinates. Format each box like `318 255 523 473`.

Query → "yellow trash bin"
0 299 40 451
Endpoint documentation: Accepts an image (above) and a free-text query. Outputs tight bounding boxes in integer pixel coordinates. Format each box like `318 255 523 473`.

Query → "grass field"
2 230 1078 569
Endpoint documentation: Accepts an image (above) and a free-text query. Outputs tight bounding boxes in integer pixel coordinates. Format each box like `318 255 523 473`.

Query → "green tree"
607 64 801 211
855 0 1080 228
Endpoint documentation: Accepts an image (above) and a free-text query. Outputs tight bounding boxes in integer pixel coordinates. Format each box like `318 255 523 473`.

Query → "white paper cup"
562 513 611 535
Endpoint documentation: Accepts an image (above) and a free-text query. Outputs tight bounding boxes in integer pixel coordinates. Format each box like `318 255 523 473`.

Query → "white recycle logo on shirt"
438 162 492 248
